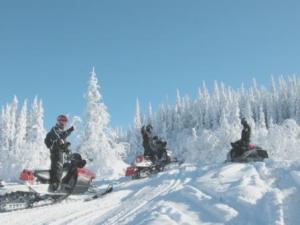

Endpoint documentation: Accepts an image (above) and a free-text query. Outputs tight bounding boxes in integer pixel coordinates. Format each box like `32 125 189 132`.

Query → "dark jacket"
141 126 153 157
45 125 74 152
241 121 251 144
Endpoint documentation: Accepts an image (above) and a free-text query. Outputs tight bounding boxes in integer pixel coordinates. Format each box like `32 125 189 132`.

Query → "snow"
1 160 300 225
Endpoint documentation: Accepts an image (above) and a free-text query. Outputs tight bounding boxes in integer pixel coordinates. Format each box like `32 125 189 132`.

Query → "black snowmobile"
226 144 269 163
0 152 112 213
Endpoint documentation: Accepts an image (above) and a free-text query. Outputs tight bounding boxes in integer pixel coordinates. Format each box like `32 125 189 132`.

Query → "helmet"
146 124 153 132
57 114 68 127
57 114 68 123
241 118 247 125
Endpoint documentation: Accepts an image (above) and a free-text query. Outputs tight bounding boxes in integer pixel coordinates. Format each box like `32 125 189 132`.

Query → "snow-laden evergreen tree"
134 98 142 130
0 98 19 176
8 96 18 153
198 82 210 129
130 99 143 158
0 97 48 180
78 67 126 177
0 105 10 153
15 100 28 159
0 105 10 172
127 98 143 161
147 102 153 125
26 97 48 169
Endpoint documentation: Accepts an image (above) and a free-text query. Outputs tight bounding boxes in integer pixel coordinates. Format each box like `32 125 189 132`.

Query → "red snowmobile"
125 150 182 179
20 153 96 194
0 153 112 213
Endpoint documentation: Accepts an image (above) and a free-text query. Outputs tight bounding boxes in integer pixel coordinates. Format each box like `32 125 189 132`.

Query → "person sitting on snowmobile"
61 153 86 191
152 136 168 162
44 114 75 192
141 124 156 162
231 118 251 158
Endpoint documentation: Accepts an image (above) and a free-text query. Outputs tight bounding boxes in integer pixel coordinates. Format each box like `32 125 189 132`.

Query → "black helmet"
146 124 153 132
241 118 247 125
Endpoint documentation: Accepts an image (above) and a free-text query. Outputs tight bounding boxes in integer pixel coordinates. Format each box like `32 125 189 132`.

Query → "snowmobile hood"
77 168 96 180
20 169 35 182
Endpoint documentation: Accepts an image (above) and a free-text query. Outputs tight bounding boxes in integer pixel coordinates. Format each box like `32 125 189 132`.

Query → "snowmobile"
125 150 182 179
226 144 269 163
0 152 112 213
20 153 95 194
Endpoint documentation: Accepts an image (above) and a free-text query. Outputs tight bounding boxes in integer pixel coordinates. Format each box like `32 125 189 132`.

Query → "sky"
1 0 300 130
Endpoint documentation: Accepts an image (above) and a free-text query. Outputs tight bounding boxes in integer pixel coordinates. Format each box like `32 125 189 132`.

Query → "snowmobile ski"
0 190 69 213
126 154 184 180
84 184 113 202
0 182 73 213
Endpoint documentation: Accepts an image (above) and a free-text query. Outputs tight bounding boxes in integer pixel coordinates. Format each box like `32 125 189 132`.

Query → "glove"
63 148 70 154
69 126 75 132
62 142 71 151
58 139 65 145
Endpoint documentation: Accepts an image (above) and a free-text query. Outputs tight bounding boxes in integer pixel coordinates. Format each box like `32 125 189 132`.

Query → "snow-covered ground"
1 160 300 225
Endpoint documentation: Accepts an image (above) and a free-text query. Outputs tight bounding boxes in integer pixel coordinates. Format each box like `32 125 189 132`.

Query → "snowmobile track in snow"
58 176 182 225
101 179 182 225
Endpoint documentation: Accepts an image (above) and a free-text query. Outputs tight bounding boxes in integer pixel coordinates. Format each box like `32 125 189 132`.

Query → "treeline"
127 76 300 163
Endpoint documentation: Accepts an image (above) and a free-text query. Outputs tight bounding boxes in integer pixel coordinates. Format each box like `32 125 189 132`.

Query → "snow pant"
144 149 156 162
143 143 153 157
49 149 64 190
61 162 77 188
156 148 167 161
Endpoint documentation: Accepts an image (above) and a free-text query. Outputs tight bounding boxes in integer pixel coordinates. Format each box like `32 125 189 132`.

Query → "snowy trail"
267 162 300 225
1 161 300 225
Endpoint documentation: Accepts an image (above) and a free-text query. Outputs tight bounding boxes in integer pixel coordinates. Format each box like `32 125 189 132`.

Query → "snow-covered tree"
78 67 126 177
15 100 28 158
147 102 153 125
128 98 144 160
8 96 18 152
0 96 48 180
26 97 48 168
134 98 142 130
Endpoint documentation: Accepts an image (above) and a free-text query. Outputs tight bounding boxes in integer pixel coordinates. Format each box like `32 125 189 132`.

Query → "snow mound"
1 161 300 225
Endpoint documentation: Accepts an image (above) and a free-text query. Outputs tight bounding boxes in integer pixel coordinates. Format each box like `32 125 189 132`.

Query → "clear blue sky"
1 0 300 130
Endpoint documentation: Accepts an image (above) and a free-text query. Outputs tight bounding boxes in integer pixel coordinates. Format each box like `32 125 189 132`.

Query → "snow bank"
2 161 300 225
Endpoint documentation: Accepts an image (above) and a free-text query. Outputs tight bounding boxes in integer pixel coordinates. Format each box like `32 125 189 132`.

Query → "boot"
48 182 60 192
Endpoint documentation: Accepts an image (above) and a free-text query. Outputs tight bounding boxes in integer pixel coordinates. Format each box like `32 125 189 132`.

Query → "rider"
231 118 251 158
152 136 168 162
141 124 169 163
44 115 74 192
141 124 155 162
